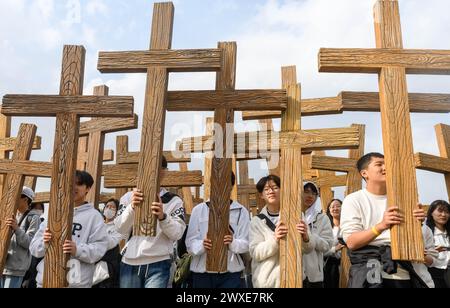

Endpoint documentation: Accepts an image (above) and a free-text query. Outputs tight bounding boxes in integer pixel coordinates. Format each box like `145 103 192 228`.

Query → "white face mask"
35 210 44 216
104 208 116 220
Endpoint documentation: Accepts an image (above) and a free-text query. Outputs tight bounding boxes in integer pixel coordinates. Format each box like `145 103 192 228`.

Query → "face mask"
35 210 44 216
104 208 116 220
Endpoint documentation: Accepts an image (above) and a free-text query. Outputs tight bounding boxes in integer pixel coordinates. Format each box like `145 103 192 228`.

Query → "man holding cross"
115 156 186 289
340 153 436 288
30 171 109 288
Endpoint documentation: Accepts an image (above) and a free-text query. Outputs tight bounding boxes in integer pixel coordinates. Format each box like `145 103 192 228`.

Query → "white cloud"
86 0 108 16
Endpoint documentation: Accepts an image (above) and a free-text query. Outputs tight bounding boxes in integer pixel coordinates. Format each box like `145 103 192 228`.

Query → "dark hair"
256 175 281 193
426 200 450 235
31 202 45 212
75 170 94 189
326 199 343 227
162 156 168 169
357 153 384 173
304 182 319 195
106 199 120 211
21 195 33 206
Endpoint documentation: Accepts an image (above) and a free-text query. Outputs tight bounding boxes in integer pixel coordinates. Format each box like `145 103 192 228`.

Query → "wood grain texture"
103 164 203 188
0 124 37 275
319 48 450 75
311 155 357 173
117 151 190 164
0 136 41 152
309 175 347 188
435 124 450 199
167 90 287 111
133 3 174 237
279 66 303 288
179 162 194 215
258 119 280 176
207 42 237 273
182 127 360 154
238 161 251 210
375 0 423 261
0 115 11 196
203 118 214 201
0 160 52 177
345 124 365 195
313 151 336 213
44 45 84 288
2 95 134 117
415 153 450 173
242 91 450 120
79 114 138 136
98 49 222 73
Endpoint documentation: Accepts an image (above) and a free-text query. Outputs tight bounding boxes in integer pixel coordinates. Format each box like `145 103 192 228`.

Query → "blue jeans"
192 272 242 288
120 260 171 288
0 275 23 288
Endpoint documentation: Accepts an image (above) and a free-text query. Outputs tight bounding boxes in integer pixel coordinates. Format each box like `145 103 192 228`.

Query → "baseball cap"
22 187 36 202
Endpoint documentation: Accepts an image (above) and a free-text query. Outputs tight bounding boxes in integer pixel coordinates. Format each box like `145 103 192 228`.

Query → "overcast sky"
1 0 450 204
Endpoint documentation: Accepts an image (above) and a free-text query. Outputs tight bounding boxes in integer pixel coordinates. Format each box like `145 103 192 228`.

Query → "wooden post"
203 118 214 201
238 161 251 211
416 124 450 201
2 45 134 288
0 124 38 274
80 85 138 208
279 66 304 288
318 0 436 261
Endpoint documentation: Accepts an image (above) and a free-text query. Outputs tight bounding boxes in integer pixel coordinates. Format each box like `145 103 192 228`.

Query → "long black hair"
426 200 450 235
326 199 343 227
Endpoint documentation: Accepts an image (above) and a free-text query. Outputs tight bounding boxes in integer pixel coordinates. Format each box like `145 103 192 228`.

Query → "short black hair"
357 153 385 173
256 175 281 193
304 182 319 195
31 202 45 212
75 170 94 189
106 198 120 211
21 195 33 206
162 156 168 169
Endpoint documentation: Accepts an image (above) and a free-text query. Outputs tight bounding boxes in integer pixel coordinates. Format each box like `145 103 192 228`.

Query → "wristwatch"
159 213 167 222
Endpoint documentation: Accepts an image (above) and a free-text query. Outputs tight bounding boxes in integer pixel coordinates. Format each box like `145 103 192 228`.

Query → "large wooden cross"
77 85 138 207
0 124 50 275
416 124 450 201
316 0 450 261
2 45 134 288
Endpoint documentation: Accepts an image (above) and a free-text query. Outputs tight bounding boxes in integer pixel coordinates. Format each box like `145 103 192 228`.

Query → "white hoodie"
186 201 250 274
115 189 186 266
250 207 314 288
30 203 109 288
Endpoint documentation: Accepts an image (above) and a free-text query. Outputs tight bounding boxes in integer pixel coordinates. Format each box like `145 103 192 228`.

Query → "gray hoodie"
30 203 109 288
3 209 42 277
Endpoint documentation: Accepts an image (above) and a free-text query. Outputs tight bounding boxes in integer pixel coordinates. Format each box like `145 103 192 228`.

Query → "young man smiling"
340 153 431 288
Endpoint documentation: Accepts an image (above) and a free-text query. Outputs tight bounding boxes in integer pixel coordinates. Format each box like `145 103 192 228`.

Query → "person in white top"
302 182 334 288
340 153 432 288
324 199 345 288
185 173 250 288
249 175 313 288
426 200 450 288
115 156 186 288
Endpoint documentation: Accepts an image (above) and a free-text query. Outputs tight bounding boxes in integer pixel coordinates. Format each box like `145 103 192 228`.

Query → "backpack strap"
257 214 276 232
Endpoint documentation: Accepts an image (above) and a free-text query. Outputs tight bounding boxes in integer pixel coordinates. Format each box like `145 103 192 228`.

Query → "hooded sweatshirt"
114 189 186 266
302 182 334 283
3 209 42 277
29 203 109 288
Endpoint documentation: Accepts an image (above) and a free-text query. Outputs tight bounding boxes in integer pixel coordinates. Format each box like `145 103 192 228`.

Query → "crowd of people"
1 153 449 288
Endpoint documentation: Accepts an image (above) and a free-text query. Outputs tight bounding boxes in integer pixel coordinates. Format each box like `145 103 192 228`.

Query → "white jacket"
186 201 250 274
30 203 109 288
302 212 334 283
115 189 186 266
249 207 314 288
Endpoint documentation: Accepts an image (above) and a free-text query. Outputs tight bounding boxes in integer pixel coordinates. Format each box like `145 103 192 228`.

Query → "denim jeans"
192 272 242 288
120 260 171 288
0 275 24 288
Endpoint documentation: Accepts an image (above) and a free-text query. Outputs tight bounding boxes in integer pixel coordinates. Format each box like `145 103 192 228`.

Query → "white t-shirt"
340 189 410 280
433 229 450 269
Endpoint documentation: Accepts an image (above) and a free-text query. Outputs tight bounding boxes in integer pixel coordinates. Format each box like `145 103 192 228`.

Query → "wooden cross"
0 124 51 275
243 91 450 121
416 124 450 201
77 85 138 207
317 0 447 261
2 45 134 288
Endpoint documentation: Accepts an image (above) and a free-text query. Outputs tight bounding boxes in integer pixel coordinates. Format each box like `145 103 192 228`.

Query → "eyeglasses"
264 186 280 193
